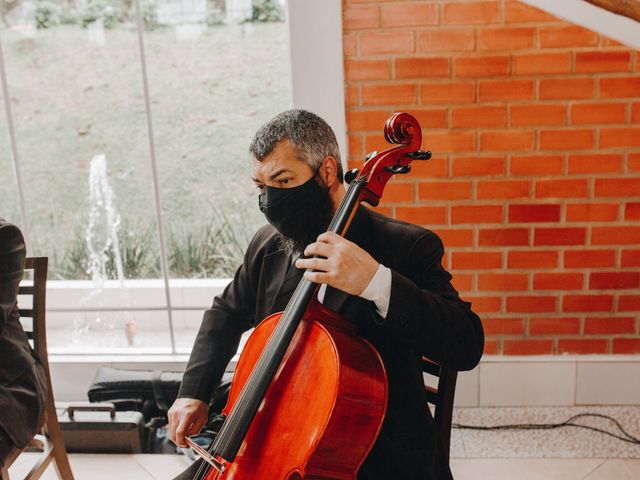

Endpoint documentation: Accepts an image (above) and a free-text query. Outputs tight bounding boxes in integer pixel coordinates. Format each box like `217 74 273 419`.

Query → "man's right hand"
167 397 209 448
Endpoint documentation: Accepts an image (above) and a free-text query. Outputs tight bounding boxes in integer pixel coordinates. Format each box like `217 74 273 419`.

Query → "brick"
612 339 640 354
507 296 557 313
567 154 623 174
451 273 473 292
540 26 599 48
566 203 619 222
483 339 500 354
455 56 509 78
585 317 636 335
478 273 528 291
344 34 357 57
345 59 391 81
627 203 640 221
451 205 502 224
418 29 475 52
482 317 525 335
359 31 415 56
564 249 616 268
540 129 595 151
600 76 640 98
534 227 586 246
451 251 502 270
344 6 379 30
443 1 501 25
361 84 417 106
481 131 535 152
452 156 505 176
510 104 565 127
563 295 613 312
395 57 449 79
396 206 447 225
418 181 472 201
465 296 501 313
380 182 414 203
513 53 572 75
505 2 556 23
345 86 359 107
508 250 558 269
530 317 580 335
411 157 448 178
622 250 640 267
410 108 449 129
477 27 535 51
381 2 438 27
479 228 529 246
595 179 640 197
570 103 627 125
630 153 640 172
540 78 595 100
600 128 640 148
348 134 363 159
619 295 640 311
424 131 476 153
347 109 393 132
434 228 474 247
477 180 530 199
535 179 589 199
633 103 640 123
590 272 640 290
575 51 632 73
365 133 395 152
479 79 534 101
510 155 563 176
558 339 608 354
533 272 583 290
421 81 475 104
509 204 560 223
451 106 506 128
503 339 554 355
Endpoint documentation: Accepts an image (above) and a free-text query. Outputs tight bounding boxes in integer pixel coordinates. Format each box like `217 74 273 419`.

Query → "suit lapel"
263 248 304 314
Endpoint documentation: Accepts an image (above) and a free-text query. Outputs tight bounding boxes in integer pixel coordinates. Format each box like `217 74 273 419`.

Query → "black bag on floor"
57 403 146 453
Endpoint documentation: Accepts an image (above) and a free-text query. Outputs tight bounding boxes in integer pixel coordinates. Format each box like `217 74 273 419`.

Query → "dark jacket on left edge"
0 220 47 451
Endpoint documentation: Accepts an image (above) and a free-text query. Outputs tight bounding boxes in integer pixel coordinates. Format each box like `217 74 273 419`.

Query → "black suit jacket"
179 206 484 479
0 220 47 450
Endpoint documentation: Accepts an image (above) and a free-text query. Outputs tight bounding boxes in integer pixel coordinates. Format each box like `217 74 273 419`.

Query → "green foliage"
80 0 119 29
251 0 284 23
206 6 225 26
34 1 61 29
139 0 160 30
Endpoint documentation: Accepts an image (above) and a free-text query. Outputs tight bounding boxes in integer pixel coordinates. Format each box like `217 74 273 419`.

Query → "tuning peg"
365 151 378 161
385 164 411 175
344 168 359 184
406 150 432 160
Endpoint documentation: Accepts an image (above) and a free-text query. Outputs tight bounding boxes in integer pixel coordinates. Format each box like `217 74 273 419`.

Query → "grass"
0 20 289 278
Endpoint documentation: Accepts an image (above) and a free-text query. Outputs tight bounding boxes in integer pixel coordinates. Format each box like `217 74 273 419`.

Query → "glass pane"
144 0 291 282
0 1 171 352
0 58 21 227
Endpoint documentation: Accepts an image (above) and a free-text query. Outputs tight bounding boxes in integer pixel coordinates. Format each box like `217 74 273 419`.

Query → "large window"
1 0 291 353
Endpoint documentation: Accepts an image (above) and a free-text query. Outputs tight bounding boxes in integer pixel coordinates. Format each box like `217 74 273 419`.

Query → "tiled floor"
8 407 640 479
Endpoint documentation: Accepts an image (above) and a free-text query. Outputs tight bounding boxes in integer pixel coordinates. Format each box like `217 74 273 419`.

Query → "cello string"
211 179 365 458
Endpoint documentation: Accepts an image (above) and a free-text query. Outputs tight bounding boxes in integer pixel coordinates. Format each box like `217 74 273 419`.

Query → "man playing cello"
169 110 484 479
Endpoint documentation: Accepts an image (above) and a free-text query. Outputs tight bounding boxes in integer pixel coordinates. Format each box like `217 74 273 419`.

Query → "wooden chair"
422 357 458 462
1 258 74 480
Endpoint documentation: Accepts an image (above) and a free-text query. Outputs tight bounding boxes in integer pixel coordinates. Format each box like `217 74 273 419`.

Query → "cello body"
205 299 388 479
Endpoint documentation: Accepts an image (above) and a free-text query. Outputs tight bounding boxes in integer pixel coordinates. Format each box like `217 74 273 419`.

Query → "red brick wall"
342 0 640 355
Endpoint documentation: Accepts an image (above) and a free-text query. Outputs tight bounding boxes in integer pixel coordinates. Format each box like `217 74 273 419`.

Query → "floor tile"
132 453 193 478
451 459 604 480
584 459 640 480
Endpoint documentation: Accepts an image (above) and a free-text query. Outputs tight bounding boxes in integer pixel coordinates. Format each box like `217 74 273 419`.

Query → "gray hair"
249 109 343 182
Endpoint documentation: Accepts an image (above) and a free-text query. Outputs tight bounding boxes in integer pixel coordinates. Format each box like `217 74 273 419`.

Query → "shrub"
251 0 284 23
35 1 61 29
80 0 119 29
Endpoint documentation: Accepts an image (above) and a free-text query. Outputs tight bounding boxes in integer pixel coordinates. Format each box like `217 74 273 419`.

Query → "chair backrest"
18 257 50 367
422 357 457 462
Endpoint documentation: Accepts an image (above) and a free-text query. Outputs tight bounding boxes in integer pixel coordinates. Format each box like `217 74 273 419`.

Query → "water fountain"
83 153 137 346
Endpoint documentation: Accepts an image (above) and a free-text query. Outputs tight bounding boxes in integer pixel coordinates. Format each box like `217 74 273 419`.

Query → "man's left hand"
295 231 379 296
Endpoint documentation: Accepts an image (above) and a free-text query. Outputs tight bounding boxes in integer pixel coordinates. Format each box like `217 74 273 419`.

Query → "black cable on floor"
453 413 640 445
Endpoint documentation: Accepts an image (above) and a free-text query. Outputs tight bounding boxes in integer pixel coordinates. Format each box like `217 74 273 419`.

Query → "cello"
187 112 431 479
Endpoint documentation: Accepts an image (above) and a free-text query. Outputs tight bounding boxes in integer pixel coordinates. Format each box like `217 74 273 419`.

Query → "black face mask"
258 170 333 253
